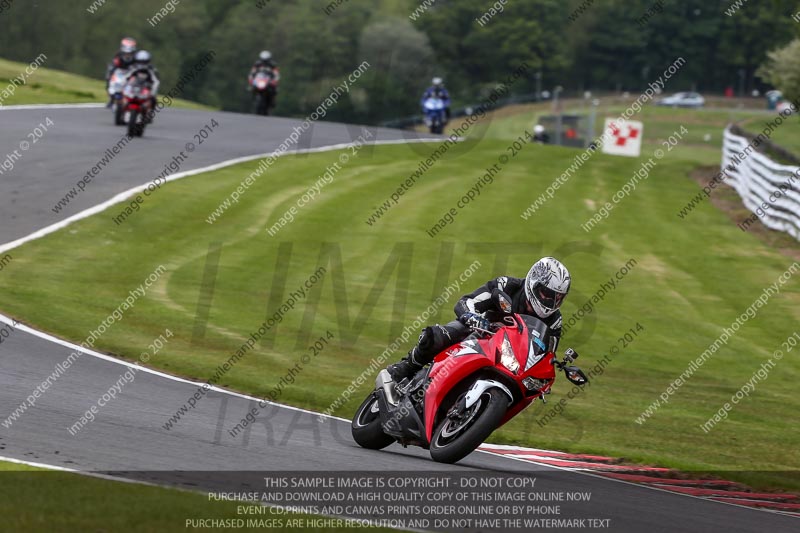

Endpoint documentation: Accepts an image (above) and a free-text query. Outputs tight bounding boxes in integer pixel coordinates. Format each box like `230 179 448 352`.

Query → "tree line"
1 0 797 122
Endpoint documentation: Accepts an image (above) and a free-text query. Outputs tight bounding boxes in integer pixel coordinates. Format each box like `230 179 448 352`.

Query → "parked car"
657 92 705 108
776 100 794 115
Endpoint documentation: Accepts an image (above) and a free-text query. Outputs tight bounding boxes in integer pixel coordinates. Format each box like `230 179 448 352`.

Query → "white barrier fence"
722 127 800 240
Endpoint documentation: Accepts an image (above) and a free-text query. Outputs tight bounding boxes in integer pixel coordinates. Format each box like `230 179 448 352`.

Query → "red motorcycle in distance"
122 74 154 137
352 290 589 464
251 67 279 116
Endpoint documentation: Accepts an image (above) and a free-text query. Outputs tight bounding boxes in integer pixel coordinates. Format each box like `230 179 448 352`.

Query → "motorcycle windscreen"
424 98 444 110
519 315 549 372
254 73 272 89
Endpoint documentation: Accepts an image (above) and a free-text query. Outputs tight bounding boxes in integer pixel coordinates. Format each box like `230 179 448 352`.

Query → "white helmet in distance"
525 257 571 318
259 50 272 61
432 77 443 87
134 50 152 64
534 124 545 135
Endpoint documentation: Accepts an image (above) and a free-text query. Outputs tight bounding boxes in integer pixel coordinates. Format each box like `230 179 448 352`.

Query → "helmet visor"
536 285 566 310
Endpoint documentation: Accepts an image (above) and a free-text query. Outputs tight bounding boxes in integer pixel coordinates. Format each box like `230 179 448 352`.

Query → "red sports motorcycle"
352 290 588 464
122 74 154 138
251 67 279 116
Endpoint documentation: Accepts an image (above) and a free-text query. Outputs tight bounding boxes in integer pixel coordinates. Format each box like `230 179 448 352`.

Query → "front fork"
447 379 514 419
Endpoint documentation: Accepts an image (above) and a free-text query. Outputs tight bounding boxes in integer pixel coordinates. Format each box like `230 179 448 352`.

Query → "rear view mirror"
564 366 589 386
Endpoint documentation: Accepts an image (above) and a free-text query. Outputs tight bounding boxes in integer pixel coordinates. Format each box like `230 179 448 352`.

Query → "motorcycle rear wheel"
429 388 508 464
351 393 394 450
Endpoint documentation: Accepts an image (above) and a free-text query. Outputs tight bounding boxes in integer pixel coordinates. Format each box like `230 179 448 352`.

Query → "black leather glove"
459 312 490 332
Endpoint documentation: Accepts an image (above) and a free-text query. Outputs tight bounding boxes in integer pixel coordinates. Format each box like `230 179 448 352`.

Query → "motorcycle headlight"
499 334 519 374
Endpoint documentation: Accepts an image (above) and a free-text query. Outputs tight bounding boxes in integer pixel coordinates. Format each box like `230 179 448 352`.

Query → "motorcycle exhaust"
376 370 399 406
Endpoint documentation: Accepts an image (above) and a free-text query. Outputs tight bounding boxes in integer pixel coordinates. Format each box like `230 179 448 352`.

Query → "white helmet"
534 124 545 134
432 77 443 87
134 50 152 64
259 50 272 61
524 257 570 318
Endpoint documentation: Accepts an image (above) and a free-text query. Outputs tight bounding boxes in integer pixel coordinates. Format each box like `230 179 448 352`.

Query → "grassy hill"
0 57 211 109
0 108 797 490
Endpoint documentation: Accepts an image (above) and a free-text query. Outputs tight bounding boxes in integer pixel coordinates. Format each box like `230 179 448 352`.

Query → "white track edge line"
0 454 425 531
0 311 349 424
0 137 441 256
0 454 161 486
0 103 105 110
0 136 444 422
5 116 789 524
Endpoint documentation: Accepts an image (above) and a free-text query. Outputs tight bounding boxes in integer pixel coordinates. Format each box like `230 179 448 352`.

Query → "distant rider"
421 77 451 120
248 50 280 86
532 124 550 144
126 50 160 121
105 37 137 107
247 51 280 112
387 257 571 382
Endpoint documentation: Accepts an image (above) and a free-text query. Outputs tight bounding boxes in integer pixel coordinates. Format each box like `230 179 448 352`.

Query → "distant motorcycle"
532 125 550 144
108 68 128 126
352 289 589 464
422 96 447 134
122 74 154 137
251 67 279 116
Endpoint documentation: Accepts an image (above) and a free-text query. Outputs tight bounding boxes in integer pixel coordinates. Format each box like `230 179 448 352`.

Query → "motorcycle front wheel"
429 388 508 464
255 93 269 116
127 111 145 137
114 102 125 125
351 393 394 450
127 110 137 137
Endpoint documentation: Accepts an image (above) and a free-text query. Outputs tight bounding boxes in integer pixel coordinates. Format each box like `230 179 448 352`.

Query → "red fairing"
351 312 585 464
422 318 557 443
424 348 495 442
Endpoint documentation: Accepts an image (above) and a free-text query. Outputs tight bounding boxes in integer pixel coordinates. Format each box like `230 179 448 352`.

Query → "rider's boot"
386 347 424 382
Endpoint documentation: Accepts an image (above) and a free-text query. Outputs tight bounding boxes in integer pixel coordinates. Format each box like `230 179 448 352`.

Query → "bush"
758 39 800 105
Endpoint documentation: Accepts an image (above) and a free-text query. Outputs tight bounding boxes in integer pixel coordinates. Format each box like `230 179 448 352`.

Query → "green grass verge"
0 57 211 109
0 461 392 532
0 112 798 491
464 100 775 166
740 111 800 157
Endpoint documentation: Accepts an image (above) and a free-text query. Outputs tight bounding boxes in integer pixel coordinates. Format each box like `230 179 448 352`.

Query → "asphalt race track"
0 106 797 532
0 105 431 243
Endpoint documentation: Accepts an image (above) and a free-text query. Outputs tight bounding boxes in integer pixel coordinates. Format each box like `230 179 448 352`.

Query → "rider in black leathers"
248 51 280 87
126 50 160 122
387 258 571 381
105 37 137 107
